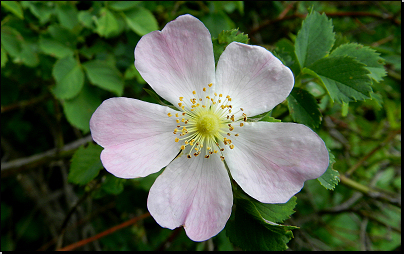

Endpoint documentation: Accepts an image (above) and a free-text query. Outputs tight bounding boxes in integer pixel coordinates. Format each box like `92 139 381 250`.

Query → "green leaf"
1 46 8 68
102 175 124 195
287 87 322 129
1 1 24 19
330 43 386 82
123 7 158 36
274 38 301 76
83 60 124 96
236 191 297 223
308 56 372 103
295 10 335 68
21 1 54 24
108 1 141 11
62 84 101 132
52 55 84 100
39 36 74 59
260 115 282 123
1 26 23 58
212 29 249 66
68 143 104 185
96 7 119 37
19 41 39 67
200 12 235 38
317 147 339 190
227 207 296 251
78 10 95 29
55 2 79 30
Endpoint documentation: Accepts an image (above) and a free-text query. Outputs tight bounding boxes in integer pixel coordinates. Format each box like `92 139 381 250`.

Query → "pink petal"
215 42 294 118
222 122 328 203
147 151 233 242
90 97 181 178
135 14 215 107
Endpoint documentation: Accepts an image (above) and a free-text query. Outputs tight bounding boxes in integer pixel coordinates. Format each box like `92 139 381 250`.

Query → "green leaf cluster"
227 188 298 251
273 10 388 191
1 1 158 133
212 29 249 66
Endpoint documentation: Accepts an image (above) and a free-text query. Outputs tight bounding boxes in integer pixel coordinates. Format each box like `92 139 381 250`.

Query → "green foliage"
62 84 101 132
212 28 249 66
227 207 296 251
1 1 400 251
68 143 104 185
308 56 372 103
123 7 159 36
52 55 84 100
295 10 335 69
287 87 322 129
82 60 124 96
317 148 339 190
227 187 297 251
330 43 386 82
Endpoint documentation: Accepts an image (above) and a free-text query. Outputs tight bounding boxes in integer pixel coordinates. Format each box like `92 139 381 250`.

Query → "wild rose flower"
90 14 329 242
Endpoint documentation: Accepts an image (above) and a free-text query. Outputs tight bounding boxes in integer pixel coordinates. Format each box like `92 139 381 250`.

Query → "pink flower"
90 14 329 242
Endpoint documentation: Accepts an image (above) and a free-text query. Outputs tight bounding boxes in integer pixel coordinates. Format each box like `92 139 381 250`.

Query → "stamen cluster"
167 83 248 160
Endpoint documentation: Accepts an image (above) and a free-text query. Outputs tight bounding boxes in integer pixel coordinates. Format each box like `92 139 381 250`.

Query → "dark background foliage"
1 1 401 251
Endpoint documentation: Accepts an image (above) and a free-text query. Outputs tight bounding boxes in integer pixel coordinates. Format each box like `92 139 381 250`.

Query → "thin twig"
1 94 52 113
339 174 401 207
345 128 401 176
249 10 400 36
56 212 151 251
1 135 93 178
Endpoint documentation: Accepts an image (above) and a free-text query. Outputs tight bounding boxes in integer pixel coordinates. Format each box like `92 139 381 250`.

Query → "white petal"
147 151 233 241
222 122 329 203
90 97 181 178
215 42 294 117
134 14 215 107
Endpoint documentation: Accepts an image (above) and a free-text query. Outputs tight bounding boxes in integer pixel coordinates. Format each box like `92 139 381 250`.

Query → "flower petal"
215 42 294 117
147 152 233 242
90 97 181 178
222 122 329 203
134 14 215 107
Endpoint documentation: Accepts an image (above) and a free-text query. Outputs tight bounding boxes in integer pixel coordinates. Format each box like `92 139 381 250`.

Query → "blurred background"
1 1 401 251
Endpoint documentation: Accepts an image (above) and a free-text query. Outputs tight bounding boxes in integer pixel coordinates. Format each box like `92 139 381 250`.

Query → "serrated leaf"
83 60 124 96
1 1 24 19
52 55 84 99
287 87 322 129
68 143 104 185
39 36 74 59
260 115 282 123
227 207 296 251
123 7 158 36
62 84 101 132
235 190 297 223
96 7 119 37
307 56 372 103
295 10 335 68
212 29 249 66
274 38 301 76
330 43 386 82
317 147 339 190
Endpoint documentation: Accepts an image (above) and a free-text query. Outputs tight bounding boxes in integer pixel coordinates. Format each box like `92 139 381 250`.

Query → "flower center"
168 83 248 160
196 113 219 135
